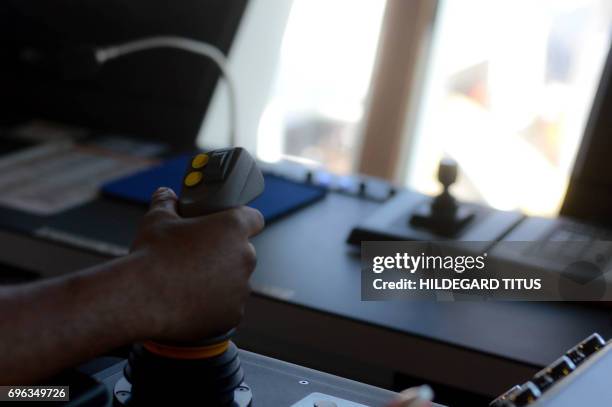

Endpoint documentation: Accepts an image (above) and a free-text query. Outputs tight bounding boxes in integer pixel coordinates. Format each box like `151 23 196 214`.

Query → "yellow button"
191 153 209 169
184 171 203 187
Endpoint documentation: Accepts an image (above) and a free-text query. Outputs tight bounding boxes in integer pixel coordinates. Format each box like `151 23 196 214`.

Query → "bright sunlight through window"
407 0 612 216
256 0 386 174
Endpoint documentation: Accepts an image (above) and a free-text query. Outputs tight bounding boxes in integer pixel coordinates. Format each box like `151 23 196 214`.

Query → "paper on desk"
0 141 153 215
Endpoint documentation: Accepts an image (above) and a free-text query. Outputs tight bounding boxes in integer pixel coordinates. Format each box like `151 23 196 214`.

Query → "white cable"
95 36 237 147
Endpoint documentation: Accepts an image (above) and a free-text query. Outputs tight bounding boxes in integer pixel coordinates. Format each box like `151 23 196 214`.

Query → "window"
405 0 612 216
256 0 387 174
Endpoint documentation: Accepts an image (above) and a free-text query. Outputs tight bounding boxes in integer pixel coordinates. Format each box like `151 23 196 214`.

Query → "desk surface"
250 193 612 366
1 190 612 395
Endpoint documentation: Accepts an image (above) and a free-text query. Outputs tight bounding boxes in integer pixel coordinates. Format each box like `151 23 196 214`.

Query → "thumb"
149 187 178 216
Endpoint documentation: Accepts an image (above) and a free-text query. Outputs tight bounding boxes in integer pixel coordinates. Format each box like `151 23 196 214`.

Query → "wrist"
115 249 167 341
79 250 161 344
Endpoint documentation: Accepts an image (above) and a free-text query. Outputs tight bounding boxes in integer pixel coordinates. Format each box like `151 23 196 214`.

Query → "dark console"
96 350 401 407
39 351 401 406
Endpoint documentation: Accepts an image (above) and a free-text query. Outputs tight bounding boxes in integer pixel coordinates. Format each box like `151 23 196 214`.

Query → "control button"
490 384 521 406
358 181 367 196
532 371 554 392
184 171 203 187
547 356 575 381
191 153 209 169
566 347 586 366
314 401 337 407
578 333 605 357
306 171 314 184
511 382 541 406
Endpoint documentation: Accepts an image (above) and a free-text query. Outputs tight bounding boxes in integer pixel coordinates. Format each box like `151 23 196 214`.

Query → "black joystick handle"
437 158 457 190
409 156 475 236
115 148 264 406
431 158 458 218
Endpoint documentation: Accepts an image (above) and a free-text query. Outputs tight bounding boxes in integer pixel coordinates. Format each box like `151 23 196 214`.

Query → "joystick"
409 158 475 236
114 147 264 406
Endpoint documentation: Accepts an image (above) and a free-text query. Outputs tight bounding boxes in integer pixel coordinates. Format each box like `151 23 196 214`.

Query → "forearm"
0 252 152 385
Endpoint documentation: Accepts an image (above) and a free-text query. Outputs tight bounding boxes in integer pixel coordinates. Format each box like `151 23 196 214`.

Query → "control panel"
490 333 607 406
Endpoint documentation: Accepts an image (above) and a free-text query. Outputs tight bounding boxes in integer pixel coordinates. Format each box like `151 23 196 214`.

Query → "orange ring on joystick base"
142 339 230 360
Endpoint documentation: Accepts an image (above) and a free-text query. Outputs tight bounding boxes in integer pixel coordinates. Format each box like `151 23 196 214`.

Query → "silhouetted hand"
130 187 264 342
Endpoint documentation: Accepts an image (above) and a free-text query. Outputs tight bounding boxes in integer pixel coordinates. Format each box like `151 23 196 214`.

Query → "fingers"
148 187 178 218
204 207 265 238
244 242 257 272
237 207 265 237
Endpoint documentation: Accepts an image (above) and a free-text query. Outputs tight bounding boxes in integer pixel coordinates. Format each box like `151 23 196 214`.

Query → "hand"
129 187 264 342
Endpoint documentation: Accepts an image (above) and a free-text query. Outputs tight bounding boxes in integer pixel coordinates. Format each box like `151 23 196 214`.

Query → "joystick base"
93 350 401 407
114 341 251 406
113 376 253 407
409 200 476 237
347 190 523 247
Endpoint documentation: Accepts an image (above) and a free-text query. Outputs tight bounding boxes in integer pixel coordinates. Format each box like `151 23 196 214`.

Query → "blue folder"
102 155 327 222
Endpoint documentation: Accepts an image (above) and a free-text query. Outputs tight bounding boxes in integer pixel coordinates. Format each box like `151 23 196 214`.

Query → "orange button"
191 153 209 169
184 171 203 187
